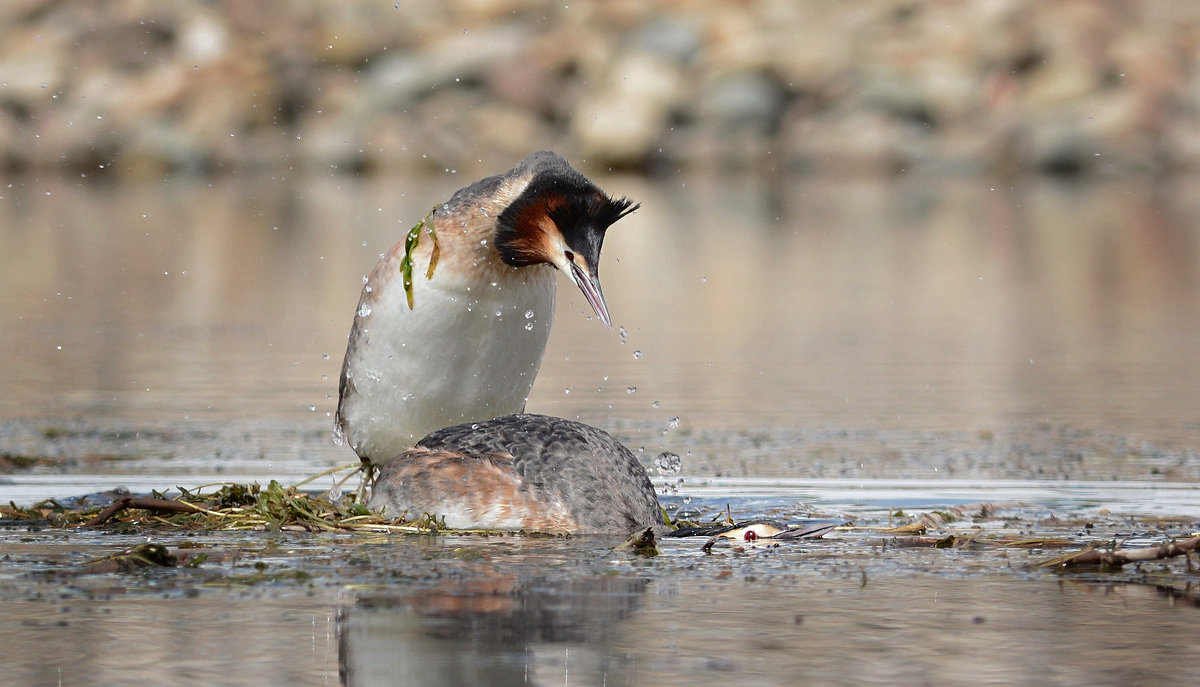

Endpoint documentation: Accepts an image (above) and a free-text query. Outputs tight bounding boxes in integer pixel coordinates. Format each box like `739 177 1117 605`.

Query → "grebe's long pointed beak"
566 260 611 328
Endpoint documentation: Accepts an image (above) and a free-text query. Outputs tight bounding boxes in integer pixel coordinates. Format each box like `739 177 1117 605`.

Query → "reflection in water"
338 575 649 687
604 573 1200 687
2 529 1200 686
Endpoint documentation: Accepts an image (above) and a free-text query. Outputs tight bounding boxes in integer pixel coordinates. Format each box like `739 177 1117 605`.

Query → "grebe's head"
495 152 638 328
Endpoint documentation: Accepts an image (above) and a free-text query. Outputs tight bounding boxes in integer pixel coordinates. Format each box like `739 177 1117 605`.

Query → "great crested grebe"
337 151 635 467
368 413 666 534
336 152 662 534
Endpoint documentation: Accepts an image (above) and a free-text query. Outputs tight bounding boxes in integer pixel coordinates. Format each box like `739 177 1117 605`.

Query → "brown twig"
83 496 207 527
1037 535 1200 569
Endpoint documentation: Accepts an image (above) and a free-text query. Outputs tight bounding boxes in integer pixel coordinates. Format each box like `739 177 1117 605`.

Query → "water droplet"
654 451 682 476
564 387 572 395
667 416 679 430
357 303 372 317
651 400 661 408
632 350 642 360
524 309 534 319
618 326 628 341
322 353 330 360
524 322 534 331
626 386 637 394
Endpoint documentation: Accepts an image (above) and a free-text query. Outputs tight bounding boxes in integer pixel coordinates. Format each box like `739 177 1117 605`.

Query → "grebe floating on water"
336 152 659 533
369 414 666 535
336 151 636 467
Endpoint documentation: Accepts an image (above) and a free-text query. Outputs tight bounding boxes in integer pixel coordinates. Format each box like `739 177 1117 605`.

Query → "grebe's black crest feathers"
548 193 638 237
494 152 637 268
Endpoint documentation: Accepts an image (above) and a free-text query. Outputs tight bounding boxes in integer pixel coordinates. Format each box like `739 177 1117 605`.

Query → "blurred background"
2 0 1199 177
3 0 1200 491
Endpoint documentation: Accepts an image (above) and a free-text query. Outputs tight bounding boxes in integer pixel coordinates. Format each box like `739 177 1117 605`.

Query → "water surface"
3 528 1199 687
2 171 1199 685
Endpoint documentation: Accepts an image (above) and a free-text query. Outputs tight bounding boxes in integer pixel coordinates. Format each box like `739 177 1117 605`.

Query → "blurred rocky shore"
1 0 1198 178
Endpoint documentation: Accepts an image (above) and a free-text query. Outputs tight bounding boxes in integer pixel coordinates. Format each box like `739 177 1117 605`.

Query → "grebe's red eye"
744 530 757 541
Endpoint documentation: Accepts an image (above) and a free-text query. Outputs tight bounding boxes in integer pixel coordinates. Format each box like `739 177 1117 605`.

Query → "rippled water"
4 527 1200 687
2 171 1200 685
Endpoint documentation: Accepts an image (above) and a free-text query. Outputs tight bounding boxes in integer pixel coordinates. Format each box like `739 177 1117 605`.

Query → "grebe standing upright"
336 151 636 468
337 152 663 534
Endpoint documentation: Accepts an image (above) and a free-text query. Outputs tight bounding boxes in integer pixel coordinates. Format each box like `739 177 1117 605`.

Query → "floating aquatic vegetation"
616 527 660 557
0 466 444 534
2 498 83 526
400 206 440 309
4 471 1199 595
81 543 177 573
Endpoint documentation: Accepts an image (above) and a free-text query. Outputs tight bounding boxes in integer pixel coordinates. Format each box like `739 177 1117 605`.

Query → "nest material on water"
2 467 1198 582
1 467 459 534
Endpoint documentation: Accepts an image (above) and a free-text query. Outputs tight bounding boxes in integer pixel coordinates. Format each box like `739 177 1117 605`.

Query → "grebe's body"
336 151 635 467
336 222 556 465
336 152 657 534
369 414 665 535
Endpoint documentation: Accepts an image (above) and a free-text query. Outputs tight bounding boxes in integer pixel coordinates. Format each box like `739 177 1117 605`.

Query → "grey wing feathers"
417 414 664 534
